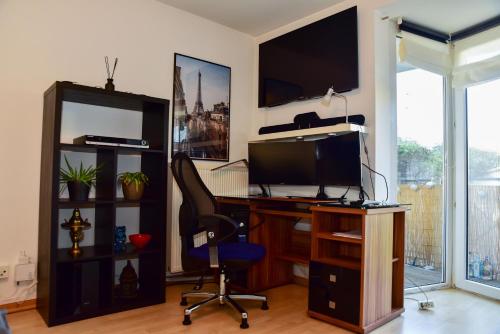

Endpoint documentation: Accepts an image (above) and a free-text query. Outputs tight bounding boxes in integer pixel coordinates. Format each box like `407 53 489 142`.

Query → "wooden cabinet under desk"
217 197 407 334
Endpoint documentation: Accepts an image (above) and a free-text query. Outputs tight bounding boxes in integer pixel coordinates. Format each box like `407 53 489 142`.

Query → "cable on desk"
362 163 388 202
361 133 376 199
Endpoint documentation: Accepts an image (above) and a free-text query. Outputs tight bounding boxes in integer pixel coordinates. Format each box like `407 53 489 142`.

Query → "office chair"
171 152 268 329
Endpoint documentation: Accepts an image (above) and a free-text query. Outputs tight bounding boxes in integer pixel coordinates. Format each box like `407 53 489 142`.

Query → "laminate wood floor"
7 284 500 334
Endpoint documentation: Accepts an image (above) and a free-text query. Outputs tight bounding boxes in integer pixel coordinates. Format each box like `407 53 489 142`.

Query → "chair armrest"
198 214 239 268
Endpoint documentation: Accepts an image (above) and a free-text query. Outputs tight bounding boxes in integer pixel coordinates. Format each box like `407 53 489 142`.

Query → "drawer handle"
328 301 336 309
329 274 337 283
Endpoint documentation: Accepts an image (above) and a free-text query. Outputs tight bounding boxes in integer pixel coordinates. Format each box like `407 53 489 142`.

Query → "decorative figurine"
119 260 138 299
104 56 118 91
61 208 91 257
114 226 127 253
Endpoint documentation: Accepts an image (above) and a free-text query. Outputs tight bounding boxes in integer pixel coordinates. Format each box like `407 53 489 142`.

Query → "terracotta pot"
121 181 144 200
67 181 90 201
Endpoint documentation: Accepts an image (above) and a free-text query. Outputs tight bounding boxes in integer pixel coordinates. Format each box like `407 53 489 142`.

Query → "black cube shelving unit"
37 81 169 326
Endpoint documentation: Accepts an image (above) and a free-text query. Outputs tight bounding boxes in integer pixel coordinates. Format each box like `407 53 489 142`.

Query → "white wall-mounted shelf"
249 123 367 142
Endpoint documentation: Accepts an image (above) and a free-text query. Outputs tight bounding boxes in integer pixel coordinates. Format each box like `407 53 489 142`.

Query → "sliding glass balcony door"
397 66 447 288
464 79 500 292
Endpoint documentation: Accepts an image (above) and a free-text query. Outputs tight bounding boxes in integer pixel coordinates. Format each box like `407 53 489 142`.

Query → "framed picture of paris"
172 53 231 161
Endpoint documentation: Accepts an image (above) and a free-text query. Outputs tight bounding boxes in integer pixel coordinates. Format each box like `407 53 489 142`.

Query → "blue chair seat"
188 242 266 263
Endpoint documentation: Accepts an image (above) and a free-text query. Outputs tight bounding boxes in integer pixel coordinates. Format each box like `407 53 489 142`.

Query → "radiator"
168 165 248 273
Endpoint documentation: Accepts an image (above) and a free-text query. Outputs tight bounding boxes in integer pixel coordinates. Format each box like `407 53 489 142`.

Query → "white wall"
251 0 396 200
0 0 254 302
0 0 399 302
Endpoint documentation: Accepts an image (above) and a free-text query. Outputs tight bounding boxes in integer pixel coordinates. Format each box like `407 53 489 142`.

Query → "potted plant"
118 172 149 200
60 156 99 201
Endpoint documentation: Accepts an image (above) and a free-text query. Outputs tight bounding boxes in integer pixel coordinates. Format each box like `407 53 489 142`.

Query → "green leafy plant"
60 155 100 191
118 172 149 191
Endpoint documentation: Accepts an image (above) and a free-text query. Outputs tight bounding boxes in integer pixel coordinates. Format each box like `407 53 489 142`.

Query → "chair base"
181 270 268 329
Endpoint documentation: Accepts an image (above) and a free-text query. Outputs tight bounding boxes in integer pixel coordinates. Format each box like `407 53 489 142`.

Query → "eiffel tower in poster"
192 71 204 115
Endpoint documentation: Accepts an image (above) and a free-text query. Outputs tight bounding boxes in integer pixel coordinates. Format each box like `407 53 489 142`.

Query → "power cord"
361 134 376 199
405 276 429 303
362 163 388 202
340 186 350 200
404 276 434 310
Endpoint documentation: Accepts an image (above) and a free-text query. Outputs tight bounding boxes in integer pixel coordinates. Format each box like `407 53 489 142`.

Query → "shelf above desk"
249 123 367 142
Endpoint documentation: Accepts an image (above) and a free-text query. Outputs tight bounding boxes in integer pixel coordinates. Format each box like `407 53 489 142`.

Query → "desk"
216 196 407 334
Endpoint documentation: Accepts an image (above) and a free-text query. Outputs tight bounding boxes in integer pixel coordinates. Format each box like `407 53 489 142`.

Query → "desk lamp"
322 86 349 124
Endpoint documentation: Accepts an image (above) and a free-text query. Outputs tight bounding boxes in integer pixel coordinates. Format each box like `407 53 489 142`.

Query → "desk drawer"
308 261 360 325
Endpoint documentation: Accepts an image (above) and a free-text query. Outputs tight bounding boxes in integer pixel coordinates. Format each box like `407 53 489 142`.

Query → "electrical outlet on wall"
0 265 9 279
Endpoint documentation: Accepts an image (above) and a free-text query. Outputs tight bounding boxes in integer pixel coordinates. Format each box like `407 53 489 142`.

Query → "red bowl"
129 234 152 249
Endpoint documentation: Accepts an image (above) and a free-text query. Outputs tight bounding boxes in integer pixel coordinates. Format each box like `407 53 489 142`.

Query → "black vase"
67 181 90 201
105 78 115 91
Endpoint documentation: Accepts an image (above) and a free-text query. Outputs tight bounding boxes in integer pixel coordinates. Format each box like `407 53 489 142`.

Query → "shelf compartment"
275 253 310 265
58 199 108 208
56 245 113 263
114 243 160 260
55 259 112 319
59 143 164 154
253 208 312 219
115 198 161 207
315 238 361 271
313 256 361 271
112 287 163 312
314 211 362 236
112 253 164 304
316 232 362 244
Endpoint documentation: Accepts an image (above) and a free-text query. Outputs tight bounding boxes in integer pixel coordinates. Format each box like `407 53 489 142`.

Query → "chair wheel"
261 301 269 310
240 318 249 329
182 314 192 325
180 297 188 306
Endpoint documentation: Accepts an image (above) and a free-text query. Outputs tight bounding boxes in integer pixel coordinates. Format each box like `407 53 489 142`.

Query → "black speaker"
258 113 365 135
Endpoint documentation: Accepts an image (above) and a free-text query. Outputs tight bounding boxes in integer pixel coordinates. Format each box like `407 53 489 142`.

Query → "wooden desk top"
216 196 408 215
216 195 336 205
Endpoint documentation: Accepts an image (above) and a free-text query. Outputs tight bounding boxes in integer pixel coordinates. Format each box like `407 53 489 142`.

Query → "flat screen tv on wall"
258 6 358 108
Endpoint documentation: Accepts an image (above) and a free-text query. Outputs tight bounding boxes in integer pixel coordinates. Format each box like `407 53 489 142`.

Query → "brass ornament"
61 208 91 256
119 260 138 299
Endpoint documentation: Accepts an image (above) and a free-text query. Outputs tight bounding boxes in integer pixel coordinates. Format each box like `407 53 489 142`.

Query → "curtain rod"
399 20 449 44
399 15 500 44
451 14 500 41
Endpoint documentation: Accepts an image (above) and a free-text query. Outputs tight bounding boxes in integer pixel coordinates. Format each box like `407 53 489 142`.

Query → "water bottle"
468 252 475 278
473 254 480 278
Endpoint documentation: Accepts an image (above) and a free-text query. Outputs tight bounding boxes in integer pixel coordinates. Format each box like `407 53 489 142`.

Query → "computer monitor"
316 132 362 187
248 141 317 185
248 132 362 188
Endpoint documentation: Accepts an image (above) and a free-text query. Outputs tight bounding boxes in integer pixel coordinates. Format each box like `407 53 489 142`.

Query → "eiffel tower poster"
172 54 231 161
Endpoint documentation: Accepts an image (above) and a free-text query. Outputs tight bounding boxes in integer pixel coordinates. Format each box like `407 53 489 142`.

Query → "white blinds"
453 25 500 87
397 31 452 75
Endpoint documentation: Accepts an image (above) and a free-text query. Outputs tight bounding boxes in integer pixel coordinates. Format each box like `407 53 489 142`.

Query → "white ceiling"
381 0 500 35
157 0 345 36
158 0 500 37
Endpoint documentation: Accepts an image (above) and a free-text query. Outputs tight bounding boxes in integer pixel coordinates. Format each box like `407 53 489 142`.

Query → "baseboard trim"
0 299 36 314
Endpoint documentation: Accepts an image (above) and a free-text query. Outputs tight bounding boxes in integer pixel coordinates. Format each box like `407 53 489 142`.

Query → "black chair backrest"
171 152 217 238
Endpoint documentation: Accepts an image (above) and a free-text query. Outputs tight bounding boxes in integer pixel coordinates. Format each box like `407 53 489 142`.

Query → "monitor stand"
258 184 270 197
316 185 329 200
